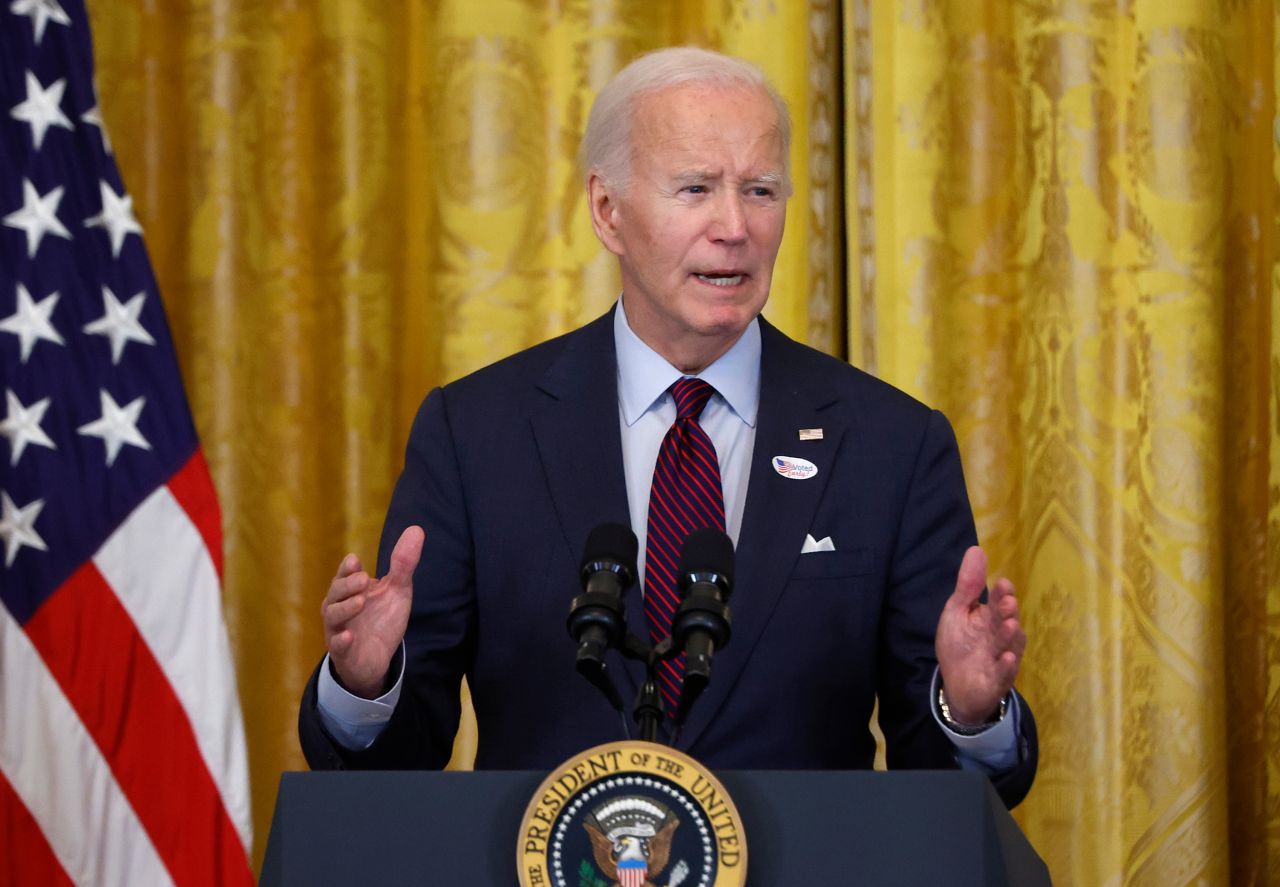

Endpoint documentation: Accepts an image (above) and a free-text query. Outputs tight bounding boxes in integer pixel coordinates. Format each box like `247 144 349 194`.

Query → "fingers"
385 525 425 591
995 615 1025 665
989 576 1018 617
991 578 1026 689
333 552 364 581
327 628 353 657
987 574 1025 645
322 528 422 641
323 555 372 635
324 562 372 605
989 577 1019 632
993 645 1023 690
323 592 366 627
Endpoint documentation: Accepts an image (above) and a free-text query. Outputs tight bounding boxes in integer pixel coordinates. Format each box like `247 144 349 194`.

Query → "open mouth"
694 272 744 287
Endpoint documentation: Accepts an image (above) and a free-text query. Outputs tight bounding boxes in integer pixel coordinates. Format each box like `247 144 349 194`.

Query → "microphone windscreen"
678 528 734 583
580 522 639 574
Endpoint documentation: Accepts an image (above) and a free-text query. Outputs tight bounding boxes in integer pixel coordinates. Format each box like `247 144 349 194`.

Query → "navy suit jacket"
299 308 1037 807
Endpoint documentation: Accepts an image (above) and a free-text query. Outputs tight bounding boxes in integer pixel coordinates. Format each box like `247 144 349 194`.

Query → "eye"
748 185 776 198
683 184 708 194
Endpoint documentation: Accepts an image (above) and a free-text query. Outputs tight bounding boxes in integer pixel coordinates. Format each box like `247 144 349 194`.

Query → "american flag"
0 2 252 885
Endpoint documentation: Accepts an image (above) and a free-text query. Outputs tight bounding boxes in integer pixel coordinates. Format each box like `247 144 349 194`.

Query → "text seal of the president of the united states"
518 741 747 887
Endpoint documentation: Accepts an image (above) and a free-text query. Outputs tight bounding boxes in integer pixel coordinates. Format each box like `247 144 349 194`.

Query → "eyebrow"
671 170 713 185
670 170 786 186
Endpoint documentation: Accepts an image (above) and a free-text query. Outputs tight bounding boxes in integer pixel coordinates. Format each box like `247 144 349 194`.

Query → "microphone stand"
616 633 686 745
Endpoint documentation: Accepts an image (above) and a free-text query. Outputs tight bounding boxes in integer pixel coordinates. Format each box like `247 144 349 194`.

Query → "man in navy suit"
299 47 1037 807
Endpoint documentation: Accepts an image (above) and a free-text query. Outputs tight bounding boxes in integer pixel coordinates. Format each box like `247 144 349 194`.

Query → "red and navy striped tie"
644 377 726 714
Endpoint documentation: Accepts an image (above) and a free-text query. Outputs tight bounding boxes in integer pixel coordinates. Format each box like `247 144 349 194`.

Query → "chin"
706 292 765 322
689 307 758 340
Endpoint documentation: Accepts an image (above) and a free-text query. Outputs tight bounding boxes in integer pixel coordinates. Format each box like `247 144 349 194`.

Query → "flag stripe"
0 600 174 887
165 450 224 578
24 563 253 887
0 762 75 886
93 477 251 850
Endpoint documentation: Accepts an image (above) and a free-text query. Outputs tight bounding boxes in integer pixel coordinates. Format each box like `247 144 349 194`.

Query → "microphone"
672 528 734 725
567 523 638 711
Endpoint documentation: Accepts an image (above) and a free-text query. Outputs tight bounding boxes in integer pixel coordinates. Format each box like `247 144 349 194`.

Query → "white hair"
580 46 792 191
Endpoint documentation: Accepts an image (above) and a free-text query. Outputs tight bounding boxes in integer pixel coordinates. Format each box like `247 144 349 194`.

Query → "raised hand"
934 545 1026 725
321 525 424 699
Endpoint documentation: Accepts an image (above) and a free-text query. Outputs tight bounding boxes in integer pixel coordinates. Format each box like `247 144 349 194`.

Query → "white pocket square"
801 534 835 554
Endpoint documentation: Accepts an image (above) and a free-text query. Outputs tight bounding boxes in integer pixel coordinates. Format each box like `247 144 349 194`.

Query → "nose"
708 192 748 244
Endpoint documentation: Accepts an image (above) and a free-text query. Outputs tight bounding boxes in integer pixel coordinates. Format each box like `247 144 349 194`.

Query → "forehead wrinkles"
630 109 785 182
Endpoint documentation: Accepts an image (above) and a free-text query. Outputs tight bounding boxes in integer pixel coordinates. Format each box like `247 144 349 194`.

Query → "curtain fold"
86 1 1278 882
845 1 1278 884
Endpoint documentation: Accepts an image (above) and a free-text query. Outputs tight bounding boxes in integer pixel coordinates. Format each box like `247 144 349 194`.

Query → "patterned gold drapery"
845 3 1279 884
86 1 1278 883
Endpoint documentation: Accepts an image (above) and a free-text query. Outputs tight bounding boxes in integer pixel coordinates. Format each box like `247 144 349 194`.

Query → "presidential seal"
518 741 747 887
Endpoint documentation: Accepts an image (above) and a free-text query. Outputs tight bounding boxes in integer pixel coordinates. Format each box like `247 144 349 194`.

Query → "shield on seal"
617 858 648 887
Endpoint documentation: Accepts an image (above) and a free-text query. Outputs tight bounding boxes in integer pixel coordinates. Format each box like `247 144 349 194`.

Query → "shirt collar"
614 296 761 428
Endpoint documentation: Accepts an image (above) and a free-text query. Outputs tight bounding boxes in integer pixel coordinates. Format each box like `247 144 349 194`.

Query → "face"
588 82 788 371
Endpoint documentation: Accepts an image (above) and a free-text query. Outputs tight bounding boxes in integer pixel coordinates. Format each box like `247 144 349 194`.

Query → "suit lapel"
529 309 648 701
677 321 846 750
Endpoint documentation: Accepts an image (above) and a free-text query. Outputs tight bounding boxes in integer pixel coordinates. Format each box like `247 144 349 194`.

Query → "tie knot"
671 377 716 420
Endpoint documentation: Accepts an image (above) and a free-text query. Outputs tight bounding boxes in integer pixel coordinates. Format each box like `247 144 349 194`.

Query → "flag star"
83 180 142 258
80 103 112 154
77 389 150 467
9 70 73 150
0 283 64 363
3 178 72 258
0 491 47 568
9 0 70 45
83 286 156 364
0 389 55 466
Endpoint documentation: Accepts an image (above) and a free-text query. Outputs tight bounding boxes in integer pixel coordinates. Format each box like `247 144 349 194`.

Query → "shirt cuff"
929 667 1021 773
315 645 405 751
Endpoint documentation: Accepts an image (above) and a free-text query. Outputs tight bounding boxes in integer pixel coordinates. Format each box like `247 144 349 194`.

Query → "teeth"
696 274 743 287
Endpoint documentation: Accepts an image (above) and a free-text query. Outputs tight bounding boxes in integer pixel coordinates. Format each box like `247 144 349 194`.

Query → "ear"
587 170 625 257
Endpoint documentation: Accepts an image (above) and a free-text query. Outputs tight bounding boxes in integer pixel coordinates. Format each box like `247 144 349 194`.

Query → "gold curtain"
86 0 1277 883
846 1 1280 884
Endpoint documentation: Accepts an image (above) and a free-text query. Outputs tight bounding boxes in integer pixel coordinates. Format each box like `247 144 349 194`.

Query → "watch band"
937 686 1008 736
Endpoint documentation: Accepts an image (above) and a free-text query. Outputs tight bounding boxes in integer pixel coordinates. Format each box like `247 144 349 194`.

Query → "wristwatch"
937 686 1008 736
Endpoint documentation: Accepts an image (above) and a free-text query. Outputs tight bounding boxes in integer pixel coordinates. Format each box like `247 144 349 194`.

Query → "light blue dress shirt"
318 299 1019 771
614 299 760 585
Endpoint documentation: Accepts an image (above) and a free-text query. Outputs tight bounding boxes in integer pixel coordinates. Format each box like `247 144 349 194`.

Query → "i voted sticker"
773 456 818 479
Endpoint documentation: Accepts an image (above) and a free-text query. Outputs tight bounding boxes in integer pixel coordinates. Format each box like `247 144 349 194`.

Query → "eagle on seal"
583 796 680 887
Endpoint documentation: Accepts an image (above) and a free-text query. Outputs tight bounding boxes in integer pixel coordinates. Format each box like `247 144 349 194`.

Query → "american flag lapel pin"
798 428 823 441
